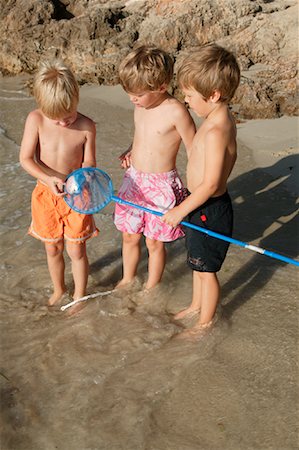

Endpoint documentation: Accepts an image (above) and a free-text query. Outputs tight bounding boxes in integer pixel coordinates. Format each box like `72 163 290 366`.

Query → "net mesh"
64 168 113 214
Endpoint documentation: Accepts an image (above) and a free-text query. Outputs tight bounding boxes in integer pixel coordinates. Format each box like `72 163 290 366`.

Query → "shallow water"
0 76 298 450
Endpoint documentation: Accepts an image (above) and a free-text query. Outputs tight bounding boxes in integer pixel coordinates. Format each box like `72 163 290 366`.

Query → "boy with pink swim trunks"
19 60 98 307
114 45 196 290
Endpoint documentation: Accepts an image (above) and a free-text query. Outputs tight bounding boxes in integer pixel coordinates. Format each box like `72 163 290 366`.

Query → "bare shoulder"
76 112 96 131
165 96 186 110
165 96 192 119
23 109 44 133
26 109 43 124
205 124 227 145
204 120 236 154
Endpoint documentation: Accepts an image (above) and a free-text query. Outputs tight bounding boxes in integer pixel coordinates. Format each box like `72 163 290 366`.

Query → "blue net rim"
64 167 113 215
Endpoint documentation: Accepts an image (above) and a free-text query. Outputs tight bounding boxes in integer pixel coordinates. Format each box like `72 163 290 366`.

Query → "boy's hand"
48 177 66 196
162 206 185 228
119 149 132 169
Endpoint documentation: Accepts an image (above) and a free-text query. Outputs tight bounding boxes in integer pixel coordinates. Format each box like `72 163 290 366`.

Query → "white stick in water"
60 289 116 311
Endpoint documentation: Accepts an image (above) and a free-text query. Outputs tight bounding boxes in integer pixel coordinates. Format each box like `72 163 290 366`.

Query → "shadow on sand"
222 153 298 318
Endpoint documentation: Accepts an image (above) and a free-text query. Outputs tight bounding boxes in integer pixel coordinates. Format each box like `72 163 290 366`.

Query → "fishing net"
64 167 113 214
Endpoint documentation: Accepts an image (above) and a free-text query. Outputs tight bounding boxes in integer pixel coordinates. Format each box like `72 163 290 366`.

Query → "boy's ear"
209 90 221 103
159 84 168 93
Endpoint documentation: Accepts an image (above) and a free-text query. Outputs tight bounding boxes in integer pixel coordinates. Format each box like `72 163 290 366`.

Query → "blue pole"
112 195 299 267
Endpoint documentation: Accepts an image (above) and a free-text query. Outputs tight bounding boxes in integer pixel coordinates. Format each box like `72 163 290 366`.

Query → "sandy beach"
0 76 298 450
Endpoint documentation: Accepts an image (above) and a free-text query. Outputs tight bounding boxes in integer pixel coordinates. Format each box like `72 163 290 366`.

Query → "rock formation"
0 0 297 119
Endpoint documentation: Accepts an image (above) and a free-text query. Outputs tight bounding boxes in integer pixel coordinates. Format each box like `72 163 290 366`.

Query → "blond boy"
163 44 240 331
114 45 196 290
19 60 98 306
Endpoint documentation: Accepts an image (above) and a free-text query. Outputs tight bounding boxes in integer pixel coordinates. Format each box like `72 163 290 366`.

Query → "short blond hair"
119 45 174 93
33 60 79 119
177 44 240 102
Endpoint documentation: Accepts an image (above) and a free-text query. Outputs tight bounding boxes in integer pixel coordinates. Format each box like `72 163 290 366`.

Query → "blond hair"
33 60 79 119
118 45 174 93
177 44 240 102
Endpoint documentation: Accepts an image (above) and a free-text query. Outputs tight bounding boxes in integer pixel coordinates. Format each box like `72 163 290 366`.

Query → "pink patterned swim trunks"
114 165 187 242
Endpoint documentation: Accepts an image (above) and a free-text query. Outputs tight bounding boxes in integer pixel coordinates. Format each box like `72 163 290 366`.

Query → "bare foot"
141 282 160 294
143 283 160 291
48 290 67 306
130 288 151 306
65 301 87 317
176 320 213 341
115 277 137 290
174 306 200 321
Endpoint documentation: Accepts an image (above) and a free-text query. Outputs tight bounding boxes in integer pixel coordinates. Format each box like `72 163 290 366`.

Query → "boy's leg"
174 270 202 320
45 241 67 306
66 241 88 300
116 232 142 288
197 271 220 325
145 237 166 290
175 271 219 328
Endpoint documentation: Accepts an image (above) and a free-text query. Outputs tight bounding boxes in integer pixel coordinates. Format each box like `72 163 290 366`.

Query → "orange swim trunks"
28 181 99 244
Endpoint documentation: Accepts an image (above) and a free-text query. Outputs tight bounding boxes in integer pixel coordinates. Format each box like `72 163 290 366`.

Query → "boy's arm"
174 104 196 158
81 120 96 168
163 128 228 226
19 112 65 195
119 143 132 169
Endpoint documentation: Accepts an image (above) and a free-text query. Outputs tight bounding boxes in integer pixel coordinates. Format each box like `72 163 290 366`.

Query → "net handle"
111 195 299 267
64 168 299 267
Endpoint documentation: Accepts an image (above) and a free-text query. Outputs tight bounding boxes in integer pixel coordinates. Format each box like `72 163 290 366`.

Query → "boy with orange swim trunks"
19 60 98 306
114 45 196 290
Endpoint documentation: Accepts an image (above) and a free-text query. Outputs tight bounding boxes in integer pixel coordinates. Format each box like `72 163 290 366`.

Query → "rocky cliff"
0 0 297 119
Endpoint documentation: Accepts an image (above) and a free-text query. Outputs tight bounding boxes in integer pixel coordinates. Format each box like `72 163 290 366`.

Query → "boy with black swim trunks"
163 44 240 333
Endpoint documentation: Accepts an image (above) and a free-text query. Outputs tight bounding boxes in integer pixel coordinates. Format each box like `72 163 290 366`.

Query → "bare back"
187 106 237 197
131 94 195 173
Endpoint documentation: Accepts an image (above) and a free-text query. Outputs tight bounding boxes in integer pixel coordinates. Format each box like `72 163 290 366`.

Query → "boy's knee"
122 232 141 246
145 238 164 252
66 243 86 260
45 242 63 257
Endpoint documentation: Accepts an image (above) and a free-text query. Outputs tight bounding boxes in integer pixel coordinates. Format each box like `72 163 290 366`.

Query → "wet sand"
0 76 298 450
